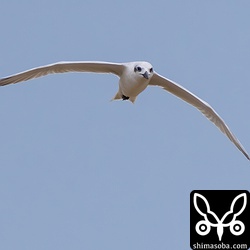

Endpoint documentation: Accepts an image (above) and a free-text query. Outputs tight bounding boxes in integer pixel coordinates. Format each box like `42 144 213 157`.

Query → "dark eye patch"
134 66 142 72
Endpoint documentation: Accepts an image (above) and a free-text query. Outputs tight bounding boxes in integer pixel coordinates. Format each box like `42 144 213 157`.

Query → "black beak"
142 71 149 79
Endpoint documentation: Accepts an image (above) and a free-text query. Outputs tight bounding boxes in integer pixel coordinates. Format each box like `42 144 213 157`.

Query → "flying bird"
0 61 249 160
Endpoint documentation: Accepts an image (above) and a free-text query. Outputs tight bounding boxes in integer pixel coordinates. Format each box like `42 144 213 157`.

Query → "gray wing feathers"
149 73 250 160
0 61 124 86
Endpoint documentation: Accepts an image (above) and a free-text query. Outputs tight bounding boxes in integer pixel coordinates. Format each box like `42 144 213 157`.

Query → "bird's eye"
149 68 153 73
134 66 142 72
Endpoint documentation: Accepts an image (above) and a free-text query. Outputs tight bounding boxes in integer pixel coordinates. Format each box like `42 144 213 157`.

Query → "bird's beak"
142 71 149 79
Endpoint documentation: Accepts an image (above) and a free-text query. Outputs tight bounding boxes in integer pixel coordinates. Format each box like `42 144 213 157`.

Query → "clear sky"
0 1 250 249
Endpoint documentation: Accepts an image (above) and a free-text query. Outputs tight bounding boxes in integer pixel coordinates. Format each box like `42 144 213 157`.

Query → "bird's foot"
122 95 129 100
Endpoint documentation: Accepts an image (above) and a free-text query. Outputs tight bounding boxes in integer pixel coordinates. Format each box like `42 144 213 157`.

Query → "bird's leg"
122 94 129 100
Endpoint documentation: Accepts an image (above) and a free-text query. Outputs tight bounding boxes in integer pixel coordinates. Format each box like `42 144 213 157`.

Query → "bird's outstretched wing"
0 61 124 86
149 72 250 160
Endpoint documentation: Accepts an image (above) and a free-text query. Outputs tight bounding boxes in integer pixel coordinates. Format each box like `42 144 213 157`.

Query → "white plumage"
0 60 249 160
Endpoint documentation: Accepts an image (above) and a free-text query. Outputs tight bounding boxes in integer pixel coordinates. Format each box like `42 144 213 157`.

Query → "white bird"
0 61 249 160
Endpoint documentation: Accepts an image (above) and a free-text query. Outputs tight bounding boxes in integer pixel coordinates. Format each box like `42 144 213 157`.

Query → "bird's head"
133 62 154 80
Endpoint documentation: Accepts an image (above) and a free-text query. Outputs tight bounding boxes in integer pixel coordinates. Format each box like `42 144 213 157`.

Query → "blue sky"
0 1 250 249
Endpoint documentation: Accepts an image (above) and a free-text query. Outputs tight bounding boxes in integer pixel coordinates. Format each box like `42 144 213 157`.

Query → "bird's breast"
119 75 149 97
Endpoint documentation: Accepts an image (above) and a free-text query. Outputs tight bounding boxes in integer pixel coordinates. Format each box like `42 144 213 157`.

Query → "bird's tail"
129 96 136 103
111 91 121 101
111 91 136 103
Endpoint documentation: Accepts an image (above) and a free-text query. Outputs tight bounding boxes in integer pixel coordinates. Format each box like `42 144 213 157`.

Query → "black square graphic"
190 190 249 250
